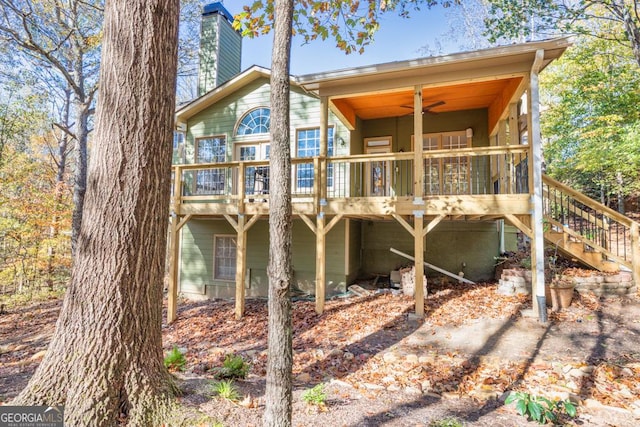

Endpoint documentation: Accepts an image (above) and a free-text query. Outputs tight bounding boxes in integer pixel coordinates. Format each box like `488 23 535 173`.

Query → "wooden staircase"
542 175 640 275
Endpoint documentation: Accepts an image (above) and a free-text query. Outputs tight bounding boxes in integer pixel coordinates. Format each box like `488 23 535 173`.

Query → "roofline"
175 65 309 123
295 37 571 87
175 66 273 123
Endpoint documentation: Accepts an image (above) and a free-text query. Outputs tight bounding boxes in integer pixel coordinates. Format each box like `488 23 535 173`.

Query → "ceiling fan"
400 100 446 115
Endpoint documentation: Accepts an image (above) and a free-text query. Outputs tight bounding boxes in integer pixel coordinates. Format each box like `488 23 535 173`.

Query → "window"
296 127 334 189
214 235 236 281
420 131 470 195
195 136 226 194
173 131 185 150
236 108 270 135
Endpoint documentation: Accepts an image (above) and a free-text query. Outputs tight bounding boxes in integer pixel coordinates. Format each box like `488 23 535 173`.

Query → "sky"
221 1 459 75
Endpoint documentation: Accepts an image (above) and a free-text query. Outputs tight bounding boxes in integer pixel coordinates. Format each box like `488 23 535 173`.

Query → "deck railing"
542 175 639 268
171 145 532 205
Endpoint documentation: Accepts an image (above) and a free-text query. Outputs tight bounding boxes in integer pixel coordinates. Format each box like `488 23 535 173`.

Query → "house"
167 3 640 323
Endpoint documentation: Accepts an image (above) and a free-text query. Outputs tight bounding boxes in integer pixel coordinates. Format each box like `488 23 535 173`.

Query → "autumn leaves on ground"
2 281 640 425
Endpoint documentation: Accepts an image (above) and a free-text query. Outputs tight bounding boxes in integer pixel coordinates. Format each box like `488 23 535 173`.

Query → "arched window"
236 108 270 135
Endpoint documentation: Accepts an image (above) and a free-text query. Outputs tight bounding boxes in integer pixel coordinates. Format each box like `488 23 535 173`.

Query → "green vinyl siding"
361 220 500 282
185 78 351 165
198 12 241 96
217 18 242 86
179 218 349 298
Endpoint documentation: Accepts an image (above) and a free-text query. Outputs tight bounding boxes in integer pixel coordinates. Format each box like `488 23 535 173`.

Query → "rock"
383 352 399 364
330 379 353 389
381 376 396 384
386 384 401 392
404 386 422 395
343 351 354 361
568 368 590 379
363 383 385 390
329 348 343 357
633 408 640 419
441 391 460 399
421 380 432 392
405 353 418 364
296 373 311 383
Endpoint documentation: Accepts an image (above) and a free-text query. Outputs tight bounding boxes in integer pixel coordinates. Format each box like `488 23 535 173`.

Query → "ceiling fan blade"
423 100 446 111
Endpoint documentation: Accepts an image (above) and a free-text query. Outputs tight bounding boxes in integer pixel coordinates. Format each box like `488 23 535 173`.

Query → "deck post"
631 222 640 294
412 85 425 317
320 96 328 202
167 215 179 323
529 49 547 322
235 214 247 319
167 166 183 324
414 213 425 317
315 213 326 314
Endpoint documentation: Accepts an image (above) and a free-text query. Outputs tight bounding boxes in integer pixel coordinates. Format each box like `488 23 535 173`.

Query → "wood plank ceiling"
331 77 523 121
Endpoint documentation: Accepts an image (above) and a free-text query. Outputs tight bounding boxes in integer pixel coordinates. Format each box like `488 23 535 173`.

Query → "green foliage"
212 354 250 379
233 0 460 55
428 417 465 427
505 391 577 425
541 35 640 208
212 379 240 402
301 383 327 408
164 346 186 371
483 0 640 66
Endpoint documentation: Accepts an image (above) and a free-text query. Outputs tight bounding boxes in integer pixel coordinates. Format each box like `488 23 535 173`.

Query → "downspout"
530 49 547 323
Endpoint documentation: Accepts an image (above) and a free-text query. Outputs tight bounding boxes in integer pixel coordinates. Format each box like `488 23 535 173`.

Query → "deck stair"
542 175 639 275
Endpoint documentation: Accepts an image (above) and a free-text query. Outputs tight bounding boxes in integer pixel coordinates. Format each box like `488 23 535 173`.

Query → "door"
236 143 270 196
365 140 392 197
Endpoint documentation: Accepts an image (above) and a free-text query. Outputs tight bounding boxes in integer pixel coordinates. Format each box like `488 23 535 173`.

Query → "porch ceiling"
331 77 523 121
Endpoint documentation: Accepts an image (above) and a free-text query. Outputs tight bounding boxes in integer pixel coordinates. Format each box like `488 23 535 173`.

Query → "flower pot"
546 281 575 312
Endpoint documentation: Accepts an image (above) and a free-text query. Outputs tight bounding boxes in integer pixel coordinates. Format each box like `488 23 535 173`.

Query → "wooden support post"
167 215 179 323
235 214 247 319
319 96 329 202
238 162 246 214
529 50 547 322
631 222 640 294
315 214 326 314
414 213 425 317
167 166 183 324
498 119 508 193
413 85 424 200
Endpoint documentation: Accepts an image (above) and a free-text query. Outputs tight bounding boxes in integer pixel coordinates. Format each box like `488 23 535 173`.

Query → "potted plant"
545 252 575 311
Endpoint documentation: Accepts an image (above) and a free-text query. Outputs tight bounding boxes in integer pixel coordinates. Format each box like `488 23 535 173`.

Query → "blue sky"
222 2 457 75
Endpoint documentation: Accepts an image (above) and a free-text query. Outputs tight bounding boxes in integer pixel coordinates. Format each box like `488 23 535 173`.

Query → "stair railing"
542 174 638 270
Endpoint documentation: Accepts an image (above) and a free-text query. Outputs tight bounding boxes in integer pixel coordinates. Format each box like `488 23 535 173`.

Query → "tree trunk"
70 100 89 257
14 0 180 424
263 0 294 426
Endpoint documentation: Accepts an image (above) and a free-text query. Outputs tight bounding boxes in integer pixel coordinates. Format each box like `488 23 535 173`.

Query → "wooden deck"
171 145 533 219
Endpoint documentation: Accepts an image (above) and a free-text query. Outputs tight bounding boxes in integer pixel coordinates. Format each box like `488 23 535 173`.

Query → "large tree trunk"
263 0 294 426
14 0 180 424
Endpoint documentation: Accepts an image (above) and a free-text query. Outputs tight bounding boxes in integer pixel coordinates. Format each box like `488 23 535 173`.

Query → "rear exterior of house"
167 3 640 322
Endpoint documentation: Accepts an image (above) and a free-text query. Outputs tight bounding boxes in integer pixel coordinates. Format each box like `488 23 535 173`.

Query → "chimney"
198 2 242 96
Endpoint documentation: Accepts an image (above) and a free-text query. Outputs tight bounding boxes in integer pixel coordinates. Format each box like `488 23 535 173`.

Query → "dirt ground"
1 281 640 426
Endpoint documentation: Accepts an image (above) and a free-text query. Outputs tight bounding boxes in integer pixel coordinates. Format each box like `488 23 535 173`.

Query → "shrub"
301 383 327 409
212 379 240 402
505 391 577 424
428 417 465 427
164 345 186 371
213 354 250 379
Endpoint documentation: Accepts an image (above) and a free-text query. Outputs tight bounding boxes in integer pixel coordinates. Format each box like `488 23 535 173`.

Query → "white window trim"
213 234 236 282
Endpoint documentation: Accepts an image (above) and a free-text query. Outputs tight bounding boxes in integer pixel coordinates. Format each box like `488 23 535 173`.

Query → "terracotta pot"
546 281 575 311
